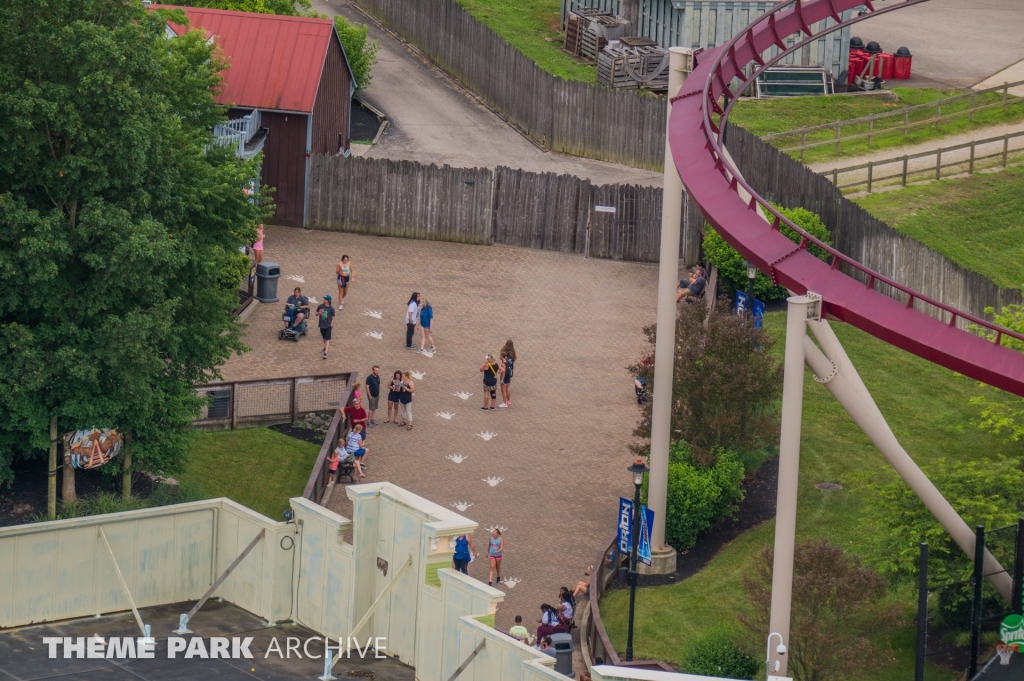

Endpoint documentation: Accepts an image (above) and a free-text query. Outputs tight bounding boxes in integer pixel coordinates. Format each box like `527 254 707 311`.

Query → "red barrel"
878 53 894 80
848 52 869 83
893 47 913 79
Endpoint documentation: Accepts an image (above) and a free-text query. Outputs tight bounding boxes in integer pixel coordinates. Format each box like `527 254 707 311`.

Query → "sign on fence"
594 205 617 213
735 291 765 327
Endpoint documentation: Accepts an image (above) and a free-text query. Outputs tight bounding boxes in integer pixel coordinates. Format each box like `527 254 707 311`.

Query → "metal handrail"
692 0 1024 347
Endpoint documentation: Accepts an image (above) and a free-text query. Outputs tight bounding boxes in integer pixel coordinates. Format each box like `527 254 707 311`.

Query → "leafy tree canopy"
0 0 263 487
334 15 380 91
161 0 313 17
703 205 833 301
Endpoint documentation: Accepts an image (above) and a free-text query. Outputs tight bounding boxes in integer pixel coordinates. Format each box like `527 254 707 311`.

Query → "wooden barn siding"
724 125 1024 325
311 35 353 155
261 111 310 228
308 155 705 263
352 0 668 170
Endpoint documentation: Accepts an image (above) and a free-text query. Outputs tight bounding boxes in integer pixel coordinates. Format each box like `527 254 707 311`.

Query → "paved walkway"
219 229 660 628
312 0 664 187
808 119 1024 188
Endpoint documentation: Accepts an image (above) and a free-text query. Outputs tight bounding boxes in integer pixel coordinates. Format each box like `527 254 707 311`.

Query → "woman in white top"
405 292 420 350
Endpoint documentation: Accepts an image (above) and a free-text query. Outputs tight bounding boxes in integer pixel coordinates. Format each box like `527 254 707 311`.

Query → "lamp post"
625 457 650 662
744 261 757 321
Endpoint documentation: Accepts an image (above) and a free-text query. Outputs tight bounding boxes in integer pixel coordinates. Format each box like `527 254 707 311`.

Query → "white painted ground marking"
419 349 435 358
364 331 383 340
411 371 425 380
501 577 521 588
485 525 506 534
476 431 497 441
283 274 305 283
453 391 473 400
446 454 467 464
451 501 473 512
435 412 455 420
363 310 382 319
483 477 503 487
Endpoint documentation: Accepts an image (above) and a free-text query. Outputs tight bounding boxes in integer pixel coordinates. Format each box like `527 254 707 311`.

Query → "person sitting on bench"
676 267 706 302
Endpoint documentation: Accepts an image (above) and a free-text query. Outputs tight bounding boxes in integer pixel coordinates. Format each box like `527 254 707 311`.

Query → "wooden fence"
352 0 668 170
725 125 1024 324
307 155 493 244
309 154 705 264
829 130 1024 194
763 79 1024 160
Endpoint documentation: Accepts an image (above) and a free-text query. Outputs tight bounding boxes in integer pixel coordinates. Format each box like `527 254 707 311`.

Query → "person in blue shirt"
418 300 435 353
452 533 477 574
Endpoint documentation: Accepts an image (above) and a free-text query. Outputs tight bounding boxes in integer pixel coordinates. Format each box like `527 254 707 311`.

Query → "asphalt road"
313 0 663 187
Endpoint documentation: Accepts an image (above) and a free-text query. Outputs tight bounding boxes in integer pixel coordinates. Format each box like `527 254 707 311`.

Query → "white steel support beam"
802 326 1013 600
648 47 692 557
767 295 811 677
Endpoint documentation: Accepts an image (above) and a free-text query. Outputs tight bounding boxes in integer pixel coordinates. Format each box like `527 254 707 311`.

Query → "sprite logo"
1001 614 1024 647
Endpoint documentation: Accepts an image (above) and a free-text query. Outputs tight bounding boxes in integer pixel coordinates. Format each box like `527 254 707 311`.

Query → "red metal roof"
158 6 338 113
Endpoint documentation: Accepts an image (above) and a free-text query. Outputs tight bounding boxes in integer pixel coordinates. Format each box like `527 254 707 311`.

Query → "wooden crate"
580 16 624 62
597 44 670 92
564 9 610 57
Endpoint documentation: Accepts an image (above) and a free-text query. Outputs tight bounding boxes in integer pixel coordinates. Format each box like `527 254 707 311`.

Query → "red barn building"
163 7 356 227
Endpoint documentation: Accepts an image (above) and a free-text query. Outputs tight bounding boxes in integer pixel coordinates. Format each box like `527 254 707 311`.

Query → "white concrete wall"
0 498 289 629
593 666 736 681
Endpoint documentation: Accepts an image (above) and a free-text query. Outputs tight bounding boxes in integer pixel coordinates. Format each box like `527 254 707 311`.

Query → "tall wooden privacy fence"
308 154 705 264
725 125 1024 324
352 0 668 170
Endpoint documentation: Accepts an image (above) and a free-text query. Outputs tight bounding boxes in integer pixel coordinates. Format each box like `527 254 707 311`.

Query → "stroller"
279 303 308 342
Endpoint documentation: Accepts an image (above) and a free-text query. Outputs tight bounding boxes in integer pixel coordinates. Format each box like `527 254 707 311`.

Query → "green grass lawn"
854 165 1024 289
730 88 1024 164
455 0 596 82
181 427 321 519
599 312 1019 679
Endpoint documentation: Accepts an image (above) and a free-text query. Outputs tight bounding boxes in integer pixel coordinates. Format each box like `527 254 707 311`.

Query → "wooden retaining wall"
724 125 1024 322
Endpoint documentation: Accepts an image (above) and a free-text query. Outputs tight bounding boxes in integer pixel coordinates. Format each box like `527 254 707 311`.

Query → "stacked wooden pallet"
580 16 627 62
597 37 670 91
564 8 611 57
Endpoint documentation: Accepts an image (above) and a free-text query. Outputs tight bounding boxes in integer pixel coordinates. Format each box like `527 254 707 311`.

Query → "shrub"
683 622 761 680
629 303 783 461
703 205 833 301
334 16 380 91
741 540 892 681
645 444 745 550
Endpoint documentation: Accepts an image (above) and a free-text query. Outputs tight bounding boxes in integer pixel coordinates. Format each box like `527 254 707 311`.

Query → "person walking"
398 370 415 430
384 370 403 423
452 533 477 574
498 340 516 408
253 224 264 265
335 254 353 310
316 295 335 359
418 299 435 353
480 354 500 410
366 365 380 426
487 528 504 586
405 292 421 350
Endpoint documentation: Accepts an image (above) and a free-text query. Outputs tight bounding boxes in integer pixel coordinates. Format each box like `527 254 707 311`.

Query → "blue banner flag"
638 505 655 566
617 497 632 554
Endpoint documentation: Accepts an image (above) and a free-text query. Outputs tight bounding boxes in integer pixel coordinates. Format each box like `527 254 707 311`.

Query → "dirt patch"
0 455 155 528
608 456 779 590
269 422 329 446
351 98 384 142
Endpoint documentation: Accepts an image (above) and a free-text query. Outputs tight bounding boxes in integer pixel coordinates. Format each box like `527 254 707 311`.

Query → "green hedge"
645 444 745 551
703 205 833 301
682 622 761 680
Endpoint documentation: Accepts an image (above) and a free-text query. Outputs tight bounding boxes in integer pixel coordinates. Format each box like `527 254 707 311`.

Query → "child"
346 424 367 480
509 615 529 644
327 448 340 486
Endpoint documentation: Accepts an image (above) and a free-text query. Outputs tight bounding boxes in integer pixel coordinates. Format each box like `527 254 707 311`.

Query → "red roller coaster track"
669 0 1024 397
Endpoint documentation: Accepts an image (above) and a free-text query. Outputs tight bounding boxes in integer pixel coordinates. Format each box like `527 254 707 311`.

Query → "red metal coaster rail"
669 0 1024 397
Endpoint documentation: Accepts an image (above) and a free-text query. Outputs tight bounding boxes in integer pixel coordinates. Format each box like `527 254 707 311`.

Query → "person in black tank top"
499 340 517 408
480 354 499 409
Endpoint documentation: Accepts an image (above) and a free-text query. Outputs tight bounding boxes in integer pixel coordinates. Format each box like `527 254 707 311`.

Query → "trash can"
549 633 574 677
255 261 281 303
849 36 865 52
893 47 913 79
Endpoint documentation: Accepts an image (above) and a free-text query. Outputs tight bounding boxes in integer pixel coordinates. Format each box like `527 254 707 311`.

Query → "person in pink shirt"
253 224 264 264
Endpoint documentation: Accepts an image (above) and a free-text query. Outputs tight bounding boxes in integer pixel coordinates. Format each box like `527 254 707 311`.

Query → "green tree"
334 16 380 91
969 304 1024 454
162 0 313 17
0 0 263 493
629 301 783 463
703 205 833 301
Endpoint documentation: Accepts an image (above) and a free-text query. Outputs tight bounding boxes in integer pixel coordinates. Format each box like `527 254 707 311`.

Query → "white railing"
211 110 263 158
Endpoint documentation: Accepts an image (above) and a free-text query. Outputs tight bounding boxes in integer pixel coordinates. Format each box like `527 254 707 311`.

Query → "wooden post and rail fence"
762 79 1024 160
828 129 1024 194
